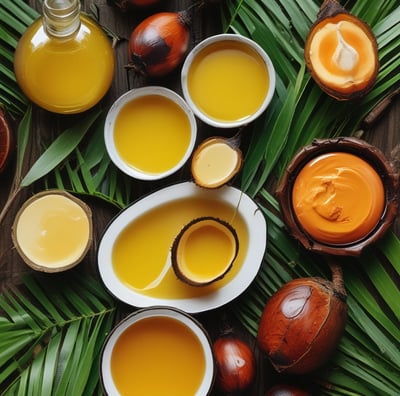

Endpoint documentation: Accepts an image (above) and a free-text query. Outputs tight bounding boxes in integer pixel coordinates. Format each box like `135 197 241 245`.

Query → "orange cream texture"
292 152 385 244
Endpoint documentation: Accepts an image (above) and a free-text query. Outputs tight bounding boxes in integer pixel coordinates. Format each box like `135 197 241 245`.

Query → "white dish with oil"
98 182 266 313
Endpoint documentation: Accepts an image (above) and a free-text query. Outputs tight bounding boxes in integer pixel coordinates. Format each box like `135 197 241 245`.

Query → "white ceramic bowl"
100 306 215 396
181 33 276 128
104 86 197 180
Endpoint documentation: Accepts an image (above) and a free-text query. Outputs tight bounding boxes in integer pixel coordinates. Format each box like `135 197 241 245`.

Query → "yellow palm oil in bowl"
104 86 197 180
100 307 215 396
181 34 276 128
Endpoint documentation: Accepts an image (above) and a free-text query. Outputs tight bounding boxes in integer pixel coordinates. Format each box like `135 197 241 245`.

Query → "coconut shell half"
12 190 93 272
304 0 379 101
171 216 239 286
191 136 243 189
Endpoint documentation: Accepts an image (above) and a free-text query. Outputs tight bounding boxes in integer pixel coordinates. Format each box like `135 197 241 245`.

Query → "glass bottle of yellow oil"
14 0 115 114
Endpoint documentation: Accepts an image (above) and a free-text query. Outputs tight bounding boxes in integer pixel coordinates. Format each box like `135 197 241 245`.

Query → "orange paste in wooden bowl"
291 152 385 245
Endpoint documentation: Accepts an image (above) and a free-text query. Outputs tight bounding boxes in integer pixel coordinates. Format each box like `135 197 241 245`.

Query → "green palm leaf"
221 1 400 394
0 0 37 117
0 274 116 395
0 0 133 210
222 1 400 193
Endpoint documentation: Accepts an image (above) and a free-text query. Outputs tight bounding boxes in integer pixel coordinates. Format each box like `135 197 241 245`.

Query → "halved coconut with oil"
12 190 93 272
171 216 239 286
304 0 379 100
191 135 243 189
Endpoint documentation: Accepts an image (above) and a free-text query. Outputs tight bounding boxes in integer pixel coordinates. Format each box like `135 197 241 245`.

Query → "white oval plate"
98 182 266 313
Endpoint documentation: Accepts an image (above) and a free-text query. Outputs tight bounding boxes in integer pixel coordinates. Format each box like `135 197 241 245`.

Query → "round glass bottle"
14 0 115 114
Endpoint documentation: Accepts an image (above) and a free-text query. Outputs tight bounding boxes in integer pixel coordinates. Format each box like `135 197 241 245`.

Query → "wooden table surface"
1 1 399 395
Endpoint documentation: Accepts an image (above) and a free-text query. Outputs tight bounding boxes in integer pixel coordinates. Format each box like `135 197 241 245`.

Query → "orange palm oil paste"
112 197 248 299
291 152 385 245
111 316 205 396
308 16 377 94
113 94 191 174
187 40 269 123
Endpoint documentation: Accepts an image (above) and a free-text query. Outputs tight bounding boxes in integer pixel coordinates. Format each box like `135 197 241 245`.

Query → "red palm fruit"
257 262 347 374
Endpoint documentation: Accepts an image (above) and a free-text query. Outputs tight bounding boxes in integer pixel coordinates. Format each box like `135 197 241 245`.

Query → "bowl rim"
276 137 399 256
11 189 93 272
100 305 215 396
181 33 276 129
104 86 197 181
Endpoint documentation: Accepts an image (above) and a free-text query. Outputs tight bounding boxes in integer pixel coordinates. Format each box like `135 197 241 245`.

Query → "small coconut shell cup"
171 216 239 286
12 190 93 272
276 137 399 256
191 135 243 189
304 0 379 101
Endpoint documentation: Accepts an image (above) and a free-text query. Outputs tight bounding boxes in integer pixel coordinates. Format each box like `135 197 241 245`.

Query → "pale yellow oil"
113 95 192 174
187 40 269 123
13 15 114 114
15 194 90 267
112 196 248 298
194 141 239 186
111 316 206 396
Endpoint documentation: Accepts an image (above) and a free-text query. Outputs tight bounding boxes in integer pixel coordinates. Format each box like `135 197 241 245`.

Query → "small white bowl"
104 86 197 180
100 306 215 395
181 33 276 128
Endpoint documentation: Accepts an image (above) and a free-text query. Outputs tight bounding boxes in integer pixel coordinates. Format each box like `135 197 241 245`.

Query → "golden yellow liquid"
112 197 248 298
114 95 192 174
187 40 269 122
111 316 206 396
180 223 235 281
13 15 114 114
15 195 90 267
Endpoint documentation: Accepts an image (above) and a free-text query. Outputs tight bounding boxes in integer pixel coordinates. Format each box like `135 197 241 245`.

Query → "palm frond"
43 113 134 209
232 190 400 395
0 0 38 117
222 1 400 193
0 273 116 394
224 2 400 392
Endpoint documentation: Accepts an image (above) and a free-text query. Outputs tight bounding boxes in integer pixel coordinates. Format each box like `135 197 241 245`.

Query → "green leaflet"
20 109 102 188
0 0 37 117
0 274 116 395
222 5 400 393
